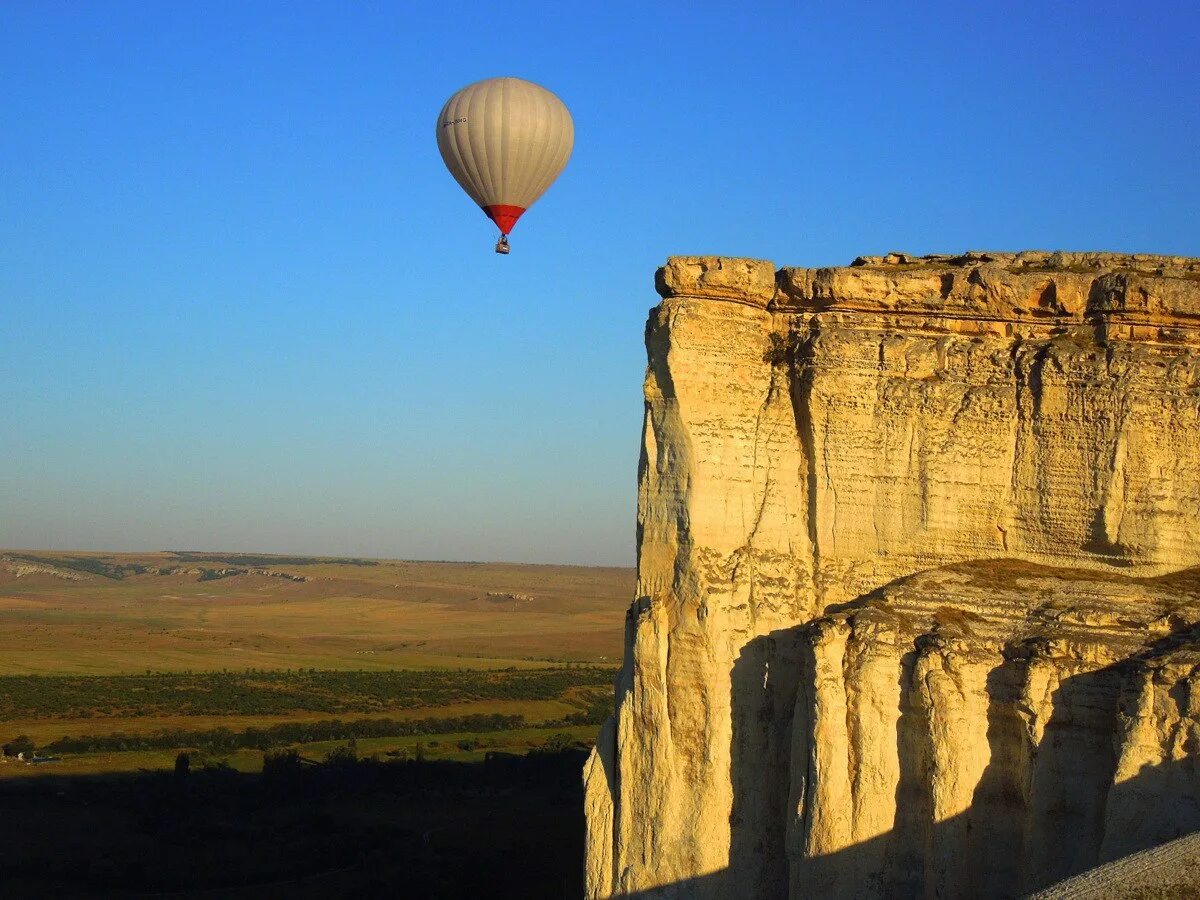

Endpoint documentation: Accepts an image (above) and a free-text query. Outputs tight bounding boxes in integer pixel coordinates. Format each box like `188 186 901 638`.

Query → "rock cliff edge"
584 251 1200 899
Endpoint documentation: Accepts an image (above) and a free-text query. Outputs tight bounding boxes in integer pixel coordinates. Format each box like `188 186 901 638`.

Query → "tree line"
36 706 608 756
0 666 616 719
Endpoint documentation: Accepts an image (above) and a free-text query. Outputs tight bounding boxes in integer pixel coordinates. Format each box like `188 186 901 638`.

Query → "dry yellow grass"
0 551 633 674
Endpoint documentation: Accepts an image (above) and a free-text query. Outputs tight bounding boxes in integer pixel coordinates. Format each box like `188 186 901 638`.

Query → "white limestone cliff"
585 251 1200 898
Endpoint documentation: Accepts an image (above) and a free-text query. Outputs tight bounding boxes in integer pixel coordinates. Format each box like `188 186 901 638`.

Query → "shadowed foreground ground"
1029 832 1200 899
0 749 587 898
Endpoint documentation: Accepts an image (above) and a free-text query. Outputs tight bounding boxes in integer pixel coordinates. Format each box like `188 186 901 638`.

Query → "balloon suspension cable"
495 234 511 255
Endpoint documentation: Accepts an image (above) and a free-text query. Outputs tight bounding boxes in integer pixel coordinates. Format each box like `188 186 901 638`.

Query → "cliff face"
584 251 1200 899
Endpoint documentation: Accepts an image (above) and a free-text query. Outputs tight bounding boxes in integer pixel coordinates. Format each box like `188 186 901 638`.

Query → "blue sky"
1 1 1197 565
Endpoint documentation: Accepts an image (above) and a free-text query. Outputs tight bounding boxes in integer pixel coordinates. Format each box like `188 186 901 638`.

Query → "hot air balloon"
436 77 574 254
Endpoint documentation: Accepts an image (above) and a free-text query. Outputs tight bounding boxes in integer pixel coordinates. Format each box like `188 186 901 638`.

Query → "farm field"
0 550 631 776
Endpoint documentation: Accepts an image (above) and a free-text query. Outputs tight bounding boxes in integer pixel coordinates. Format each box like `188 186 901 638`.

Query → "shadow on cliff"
618 619 1200 899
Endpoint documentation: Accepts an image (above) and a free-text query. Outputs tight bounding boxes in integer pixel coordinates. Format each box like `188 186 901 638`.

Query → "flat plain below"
0 550 632 674
0 550 632 775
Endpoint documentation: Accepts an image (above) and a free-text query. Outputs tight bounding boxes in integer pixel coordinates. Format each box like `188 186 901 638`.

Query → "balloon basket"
495 235 511 255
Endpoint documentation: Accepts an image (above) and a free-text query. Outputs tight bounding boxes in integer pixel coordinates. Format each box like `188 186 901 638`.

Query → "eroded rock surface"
584 252 1200 899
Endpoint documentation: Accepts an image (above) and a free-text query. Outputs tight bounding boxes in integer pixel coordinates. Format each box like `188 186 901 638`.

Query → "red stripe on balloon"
482 204 526 235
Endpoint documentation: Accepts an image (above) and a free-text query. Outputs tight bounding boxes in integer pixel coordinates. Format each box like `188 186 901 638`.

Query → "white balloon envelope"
436 77 574 254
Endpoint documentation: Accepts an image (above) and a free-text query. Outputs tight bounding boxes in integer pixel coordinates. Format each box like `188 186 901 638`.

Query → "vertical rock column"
585 258 815 898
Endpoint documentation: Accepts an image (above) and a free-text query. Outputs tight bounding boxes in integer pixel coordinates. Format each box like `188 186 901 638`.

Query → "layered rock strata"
584 251 1200 899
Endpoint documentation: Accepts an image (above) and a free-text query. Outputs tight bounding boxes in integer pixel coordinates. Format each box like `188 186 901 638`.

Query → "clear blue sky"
1 1 1197 565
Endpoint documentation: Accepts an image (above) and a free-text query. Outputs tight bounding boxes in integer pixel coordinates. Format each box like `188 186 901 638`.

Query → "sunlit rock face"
584 252 1200 899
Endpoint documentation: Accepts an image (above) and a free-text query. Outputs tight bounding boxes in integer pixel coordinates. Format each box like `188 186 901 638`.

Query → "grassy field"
0 550 632 674
0 550 630 775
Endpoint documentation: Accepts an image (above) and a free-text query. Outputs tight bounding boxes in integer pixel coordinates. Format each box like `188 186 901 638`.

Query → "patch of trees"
41 713 530 755
2 735 35 757
0 667 616 719
32 699 612 757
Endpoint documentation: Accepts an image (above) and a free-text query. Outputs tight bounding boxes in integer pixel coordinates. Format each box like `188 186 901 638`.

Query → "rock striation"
584 251 1200 898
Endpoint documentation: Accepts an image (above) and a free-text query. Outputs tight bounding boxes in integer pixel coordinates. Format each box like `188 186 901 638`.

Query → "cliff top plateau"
657 250 1200 339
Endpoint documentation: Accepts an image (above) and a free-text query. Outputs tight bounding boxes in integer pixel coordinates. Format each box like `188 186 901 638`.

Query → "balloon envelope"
436 77 574 236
